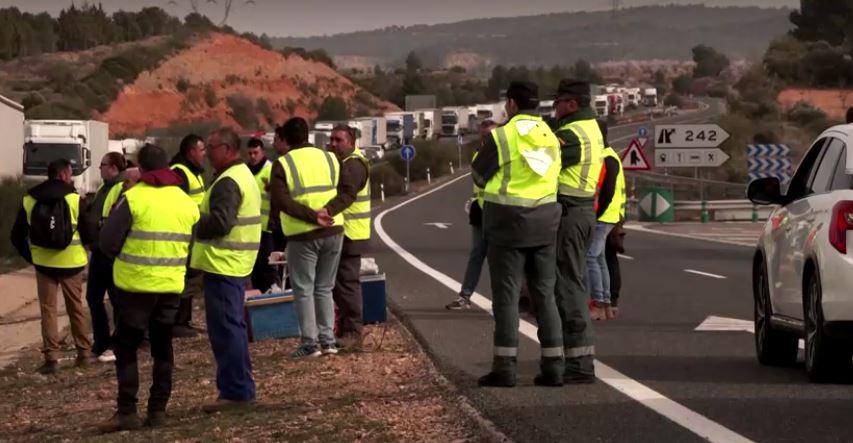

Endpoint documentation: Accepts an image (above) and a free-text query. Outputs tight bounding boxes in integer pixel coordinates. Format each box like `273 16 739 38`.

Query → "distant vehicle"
384 111 415 149
593 95 609 118
440 106 473 138
537 100 555 119
624 88 641 108
351 116 387 150
748 123 853 382
607 94 625 116
474 103 507 125
23 120 110 196
415 109 440 140
643 88 659 107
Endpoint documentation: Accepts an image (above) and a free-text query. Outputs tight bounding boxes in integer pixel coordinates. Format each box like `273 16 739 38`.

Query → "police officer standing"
471 81 564 387
551 79 605 383
171 134 207 338
192 128 262 411
96 144 199 432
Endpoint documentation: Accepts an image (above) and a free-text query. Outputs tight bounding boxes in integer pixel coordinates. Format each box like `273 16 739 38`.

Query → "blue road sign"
747 144 791 157
401 144 416 161
638 127 649 138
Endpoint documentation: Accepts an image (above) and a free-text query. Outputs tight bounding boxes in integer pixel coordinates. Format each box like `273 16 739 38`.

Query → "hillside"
0 32 398 136
273 5 793 69
102 33 397 135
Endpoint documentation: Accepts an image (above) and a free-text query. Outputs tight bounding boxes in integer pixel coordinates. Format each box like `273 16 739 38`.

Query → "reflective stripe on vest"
171 163 205 206
101 181 125 219
482 115 561 208
599 147 627 224
342 150 371 241
23 192 87 269
253 160 273 233
279 147 343 237
113 183 200 293
557 118 604 198
190 163 262 277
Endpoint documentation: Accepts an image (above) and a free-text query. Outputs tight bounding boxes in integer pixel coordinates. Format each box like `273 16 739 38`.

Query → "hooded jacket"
10 179 86 277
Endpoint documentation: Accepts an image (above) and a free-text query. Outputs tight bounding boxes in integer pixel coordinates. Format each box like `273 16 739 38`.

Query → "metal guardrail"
626 198 775 223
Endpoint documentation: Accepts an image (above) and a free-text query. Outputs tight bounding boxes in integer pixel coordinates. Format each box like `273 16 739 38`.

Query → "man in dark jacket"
170 134 206 338
325 125 370 347
11 159 93 374
81 152 128 362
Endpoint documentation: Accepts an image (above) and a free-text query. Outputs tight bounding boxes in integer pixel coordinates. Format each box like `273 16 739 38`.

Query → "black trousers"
333 252 363 336
251 231 280 293
605 243 621 307
113 289 180 414
176 270 203 326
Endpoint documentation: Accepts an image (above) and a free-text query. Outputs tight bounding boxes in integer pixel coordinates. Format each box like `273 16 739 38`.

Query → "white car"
748 123 853 382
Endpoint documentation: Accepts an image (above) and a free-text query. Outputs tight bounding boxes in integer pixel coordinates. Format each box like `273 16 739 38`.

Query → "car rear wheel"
754 260 798 366
804 267 853 383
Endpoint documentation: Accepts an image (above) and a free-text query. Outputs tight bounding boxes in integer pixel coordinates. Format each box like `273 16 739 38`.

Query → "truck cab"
23 120 109 197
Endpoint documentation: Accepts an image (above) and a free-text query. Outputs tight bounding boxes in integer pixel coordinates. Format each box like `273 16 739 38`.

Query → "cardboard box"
245 290 300 342
361 273 387 324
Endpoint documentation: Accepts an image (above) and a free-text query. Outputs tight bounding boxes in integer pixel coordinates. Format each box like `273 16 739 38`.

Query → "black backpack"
30 197 73 249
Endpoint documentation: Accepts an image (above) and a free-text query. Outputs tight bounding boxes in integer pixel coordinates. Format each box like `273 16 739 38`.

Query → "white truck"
593 95 609 118
23 120 111 196
474 103 507 125
415 109 440 140
625 88 642 108
384 112 416 148
643 88 658 107
350 117 387 150
440 106 473 138
537 100 555 119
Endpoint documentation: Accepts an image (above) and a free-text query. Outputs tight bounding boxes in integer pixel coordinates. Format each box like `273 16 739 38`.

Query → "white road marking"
685 269 727 279
618 254 634 260
375 174 755 443
424 222 452 229
696 316 805 350
624 223 756 248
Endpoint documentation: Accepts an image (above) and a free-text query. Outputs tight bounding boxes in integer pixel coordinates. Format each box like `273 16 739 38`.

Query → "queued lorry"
439 106 474 138
384 112 416 149
23 120 113 197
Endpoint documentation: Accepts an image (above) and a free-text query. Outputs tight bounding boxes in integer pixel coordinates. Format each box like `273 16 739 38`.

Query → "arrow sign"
424 222 452 229
747 157 792 172
400 144 416 161
747 144 791 157
620 138 651 171
655 124 730 148
655 148 730 168
639 192 670 217
695 316 804 349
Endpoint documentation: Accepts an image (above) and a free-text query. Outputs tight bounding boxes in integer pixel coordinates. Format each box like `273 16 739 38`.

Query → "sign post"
400 144 416 192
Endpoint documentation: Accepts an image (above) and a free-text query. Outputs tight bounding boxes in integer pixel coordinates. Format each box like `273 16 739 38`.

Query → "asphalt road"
368 109 853 443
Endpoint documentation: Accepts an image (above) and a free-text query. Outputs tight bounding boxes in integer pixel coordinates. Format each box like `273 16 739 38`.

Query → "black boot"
564 355 596 384
478 356 517 387
534 356 564 387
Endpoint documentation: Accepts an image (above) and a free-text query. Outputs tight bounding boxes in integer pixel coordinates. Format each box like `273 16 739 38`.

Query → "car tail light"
829 201 853 253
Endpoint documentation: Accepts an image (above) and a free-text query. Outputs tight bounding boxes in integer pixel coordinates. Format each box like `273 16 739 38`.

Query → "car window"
787 138 827 199
831 145 851 190
809 137 845 194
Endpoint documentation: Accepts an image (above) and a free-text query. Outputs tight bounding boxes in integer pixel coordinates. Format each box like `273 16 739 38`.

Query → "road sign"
747 157 792 171
748 171 792 182
638 188 673 222
400 144 416 161
621 138 651 171
747 144 791 157
655 148 730 168
654 124 730 148
638 127 648 138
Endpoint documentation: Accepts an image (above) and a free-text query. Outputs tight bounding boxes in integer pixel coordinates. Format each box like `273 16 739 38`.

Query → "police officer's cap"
554 79 590 100
506 81 538 104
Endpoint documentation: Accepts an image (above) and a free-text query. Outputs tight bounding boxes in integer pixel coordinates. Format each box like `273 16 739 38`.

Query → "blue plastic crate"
361 274 386 324
245 290 300 342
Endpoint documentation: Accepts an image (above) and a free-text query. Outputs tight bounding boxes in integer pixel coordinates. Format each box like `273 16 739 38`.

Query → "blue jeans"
86 251 116 355
586 222 614 304
203 273 256 401
461 224 488 297
287 234 343 347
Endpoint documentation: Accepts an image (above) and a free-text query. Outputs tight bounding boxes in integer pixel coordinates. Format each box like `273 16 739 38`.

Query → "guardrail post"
426 167 431 184
701 200 709 223
751 205 758 223
381 183 385 202
449 161 454 174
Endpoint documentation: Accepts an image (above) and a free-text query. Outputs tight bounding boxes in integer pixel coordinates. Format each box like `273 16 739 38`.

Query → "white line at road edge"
617 254 634 260
375 174 754 443
685 269 728 280
625 224 756 248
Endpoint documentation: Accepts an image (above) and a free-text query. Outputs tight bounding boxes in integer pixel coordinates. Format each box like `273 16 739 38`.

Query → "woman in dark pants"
604 224 625 317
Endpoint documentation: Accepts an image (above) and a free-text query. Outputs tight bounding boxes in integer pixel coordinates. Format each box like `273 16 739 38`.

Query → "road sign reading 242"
655 124 730 149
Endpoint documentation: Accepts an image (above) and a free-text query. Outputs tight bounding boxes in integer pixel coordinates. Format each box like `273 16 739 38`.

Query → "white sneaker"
97 350 116 363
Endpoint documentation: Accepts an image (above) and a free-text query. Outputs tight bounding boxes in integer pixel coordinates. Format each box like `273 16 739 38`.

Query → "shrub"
663 93 684 107
785 101 828 127
0 177 27 262
369 162 405 198
226 94 258 129
256 98 276 125
176 77 191 92
203 85 218 107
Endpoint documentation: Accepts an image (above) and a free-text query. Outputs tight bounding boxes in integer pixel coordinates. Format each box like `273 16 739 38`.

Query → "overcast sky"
0 0 798 37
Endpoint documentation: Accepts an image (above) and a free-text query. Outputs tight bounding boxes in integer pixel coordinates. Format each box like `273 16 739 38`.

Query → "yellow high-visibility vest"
557 118 604 199
278 147 344 237
113 183 200 293
23 193 87 269
190 163 262 277
172 163 205 206
342 150 371 241
253 160 273 233
598 146 626 224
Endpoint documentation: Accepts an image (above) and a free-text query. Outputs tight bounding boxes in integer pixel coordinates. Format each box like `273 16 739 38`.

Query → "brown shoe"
337 332 364 351
36 360 58 375
202 399 256 414
96 413 143 433
75 354 94 368
606 306 618 320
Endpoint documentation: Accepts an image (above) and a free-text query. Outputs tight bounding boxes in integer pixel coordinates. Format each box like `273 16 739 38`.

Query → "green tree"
316 96 349 121
789 0 853 47
405 51 423 71
692 44 730 78
673 74 692 94
572 59 602 84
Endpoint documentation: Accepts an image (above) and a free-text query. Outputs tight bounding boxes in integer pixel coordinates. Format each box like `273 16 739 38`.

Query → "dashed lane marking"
375 173 754 443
